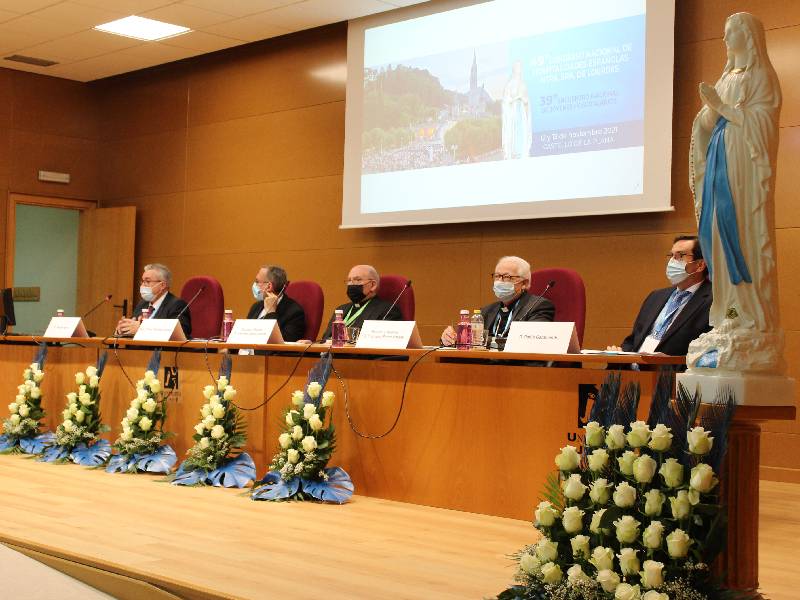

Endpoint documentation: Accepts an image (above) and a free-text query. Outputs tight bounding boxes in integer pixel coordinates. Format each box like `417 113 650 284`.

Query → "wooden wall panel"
775 126 800 228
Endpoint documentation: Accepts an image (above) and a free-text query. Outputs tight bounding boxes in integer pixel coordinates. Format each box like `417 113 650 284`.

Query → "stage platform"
0 454 532 599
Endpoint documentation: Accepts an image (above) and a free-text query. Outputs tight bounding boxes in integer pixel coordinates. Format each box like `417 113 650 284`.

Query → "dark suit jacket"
322 297 402 340
133 291 192 339
620 280 712 356
481 291 556 336
246 295 306 342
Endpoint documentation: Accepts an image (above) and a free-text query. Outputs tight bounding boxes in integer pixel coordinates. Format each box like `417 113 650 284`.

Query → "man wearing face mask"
246 265 305 342
611 236 712 356
116 263 192 338
321 264 402 340
441 256 555 348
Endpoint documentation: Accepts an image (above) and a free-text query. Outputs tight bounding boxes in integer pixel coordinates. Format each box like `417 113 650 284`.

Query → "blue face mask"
493 281 516 301
140 286 156 303
252 282 264 301
666 258 690 285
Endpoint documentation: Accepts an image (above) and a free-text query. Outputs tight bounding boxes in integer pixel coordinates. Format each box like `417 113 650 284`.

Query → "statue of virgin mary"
687 12 783 372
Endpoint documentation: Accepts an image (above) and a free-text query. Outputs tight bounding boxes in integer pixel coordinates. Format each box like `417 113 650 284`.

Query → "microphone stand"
381 281 412 320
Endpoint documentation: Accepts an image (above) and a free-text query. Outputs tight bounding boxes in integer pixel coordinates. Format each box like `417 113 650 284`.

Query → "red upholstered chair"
530 268 586 346
284 280 324 341
376 274 415 321
179 276 224 339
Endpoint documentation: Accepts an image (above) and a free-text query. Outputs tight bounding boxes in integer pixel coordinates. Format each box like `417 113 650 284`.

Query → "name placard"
503 322 580 354
356 320 423 350
43 317 88 339
134 318 186 342
227 319 283 345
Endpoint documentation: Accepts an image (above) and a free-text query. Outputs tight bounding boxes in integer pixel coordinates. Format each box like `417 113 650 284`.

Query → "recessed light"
94 16 191 41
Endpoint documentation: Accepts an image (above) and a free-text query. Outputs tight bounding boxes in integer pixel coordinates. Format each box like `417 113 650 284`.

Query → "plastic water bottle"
222 309 234 341
141 307 151 320
455 309 472 350
55 309 65 317
331 309 346 348
471 309 484 349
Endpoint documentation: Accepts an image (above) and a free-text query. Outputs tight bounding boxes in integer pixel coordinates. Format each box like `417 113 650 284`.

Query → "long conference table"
0 335 794 589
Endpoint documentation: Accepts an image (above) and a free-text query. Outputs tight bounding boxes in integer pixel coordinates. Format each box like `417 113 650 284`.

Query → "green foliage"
443 117 501 159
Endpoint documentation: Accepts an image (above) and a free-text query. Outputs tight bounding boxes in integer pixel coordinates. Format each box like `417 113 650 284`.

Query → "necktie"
651 290 691 339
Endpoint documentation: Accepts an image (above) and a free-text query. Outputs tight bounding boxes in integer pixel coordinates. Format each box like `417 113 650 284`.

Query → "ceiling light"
94 16 191 41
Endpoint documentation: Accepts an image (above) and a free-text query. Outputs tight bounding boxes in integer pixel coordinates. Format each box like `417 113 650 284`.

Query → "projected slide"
343 0 674 227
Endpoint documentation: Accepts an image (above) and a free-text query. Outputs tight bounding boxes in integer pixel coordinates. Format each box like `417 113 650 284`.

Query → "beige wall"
0 0 799 479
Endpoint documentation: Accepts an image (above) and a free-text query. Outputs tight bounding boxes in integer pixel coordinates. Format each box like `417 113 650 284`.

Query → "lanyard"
492 308 514 338
344 299 371 326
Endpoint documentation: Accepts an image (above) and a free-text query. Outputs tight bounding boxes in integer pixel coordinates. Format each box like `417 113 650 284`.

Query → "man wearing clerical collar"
321 264 402 340
441 256 555 348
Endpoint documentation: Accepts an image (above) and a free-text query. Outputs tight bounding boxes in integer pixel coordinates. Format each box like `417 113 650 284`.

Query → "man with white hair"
441 256 554 347
116 263 192 338
321 264 402 340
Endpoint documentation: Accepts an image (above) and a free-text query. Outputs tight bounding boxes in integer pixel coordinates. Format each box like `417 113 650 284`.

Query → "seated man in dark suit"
321 264 402 340
441 256 555 348
116 263 192 338
612 235 712 356
247 265 305 342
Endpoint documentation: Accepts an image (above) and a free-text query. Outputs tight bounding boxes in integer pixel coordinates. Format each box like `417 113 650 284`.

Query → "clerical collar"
501 291 527 312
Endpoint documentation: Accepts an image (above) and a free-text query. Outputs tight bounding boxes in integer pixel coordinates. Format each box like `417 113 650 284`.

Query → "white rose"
690 463 719 493
307 381 322 399
209 394 221 406
199 437 210 449
223 386 237 401
534 538 558 562
303 403 316 420
301 436 317 453
30 388 41 399
74 409 85 423
669 490 693 520
615 583 641 600
562 473 587 501
617 547 640 575
139 416 152 431
23 368 31 379
86 365 97 378
613 481 637 507
584 421 605 447
519 553 541 576
633 454 657 483
687 426 714 455
201 404 212 418
561 506 585 533
617 450 636 476
194 423 205 435
279 433 292 449
605 424 626 450
137 389 148 401
210 424 225 439
589 478 612 505
588 448 610 472
626 421 651 447
18 404 30 417
659 457 684 488
89 375 99 388
75 372 85 385
62 408 71 421
143 398 157 414
595 568 620 592
287 448 300 464
614 515 641 544
63 418 74 431
534 501 559 527
570 534 590 559
70 403 79 414
291 390 305 406
8 402 18 414
203 414 215 429
566 564 591 584
648 423 673 451
642 591 669 600
554 445 580 471
202 385 215 399
292 425 304 440
308 414 323 431
540 562 563 583
643 489 666 516
15 394 24 403
30 362 39 371
33 371 44 383
79 393 92 406
121 430 132 441
149 380 162 394
640 560 665 589
126 407 139 421
321 391 335 408
212 404 226 419
666 528 692 558
642 520 664 549
66 392 77 403
285 411 298 426
9 414 20 425
590 508 608 534
216 376 228 391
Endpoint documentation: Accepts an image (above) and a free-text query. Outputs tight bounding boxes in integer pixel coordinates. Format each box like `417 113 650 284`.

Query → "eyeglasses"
666 252 695 261
491 273 524 283
141 279 163 285
345 278 375 285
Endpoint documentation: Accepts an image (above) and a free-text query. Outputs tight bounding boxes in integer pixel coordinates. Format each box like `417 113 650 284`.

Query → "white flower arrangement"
183 376 246 471
112 369 168 457
53 364 108 452
2 362 46 445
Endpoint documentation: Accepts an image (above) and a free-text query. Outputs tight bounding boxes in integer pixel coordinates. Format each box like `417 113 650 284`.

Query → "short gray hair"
144 263 172 287
497 256 531 282
261 265 288 293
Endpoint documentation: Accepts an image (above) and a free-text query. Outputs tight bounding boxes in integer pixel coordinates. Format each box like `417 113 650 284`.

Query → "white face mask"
140 285 156 302
666 258 691 285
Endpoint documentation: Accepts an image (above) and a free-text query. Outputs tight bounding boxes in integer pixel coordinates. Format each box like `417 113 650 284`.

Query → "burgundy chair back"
530 267 586 346
376 274 415 321
179 276 224 339
284 280 324 341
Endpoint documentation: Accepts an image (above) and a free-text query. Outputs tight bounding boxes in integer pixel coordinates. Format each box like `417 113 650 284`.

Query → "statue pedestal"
677 371 796 589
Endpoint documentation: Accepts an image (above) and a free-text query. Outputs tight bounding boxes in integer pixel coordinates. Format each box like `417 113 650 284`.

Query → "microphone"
175 286 205 322
381 280 412 319
518 280 557 322
82 294 112 320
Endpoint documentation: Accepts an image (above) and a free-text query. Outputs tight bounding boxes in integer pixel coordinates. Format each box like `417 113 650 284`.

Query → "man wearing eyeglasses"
321 264 402 340
610 235 711 356
441 256 555 348
247 265 305 342
115 263 192 338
